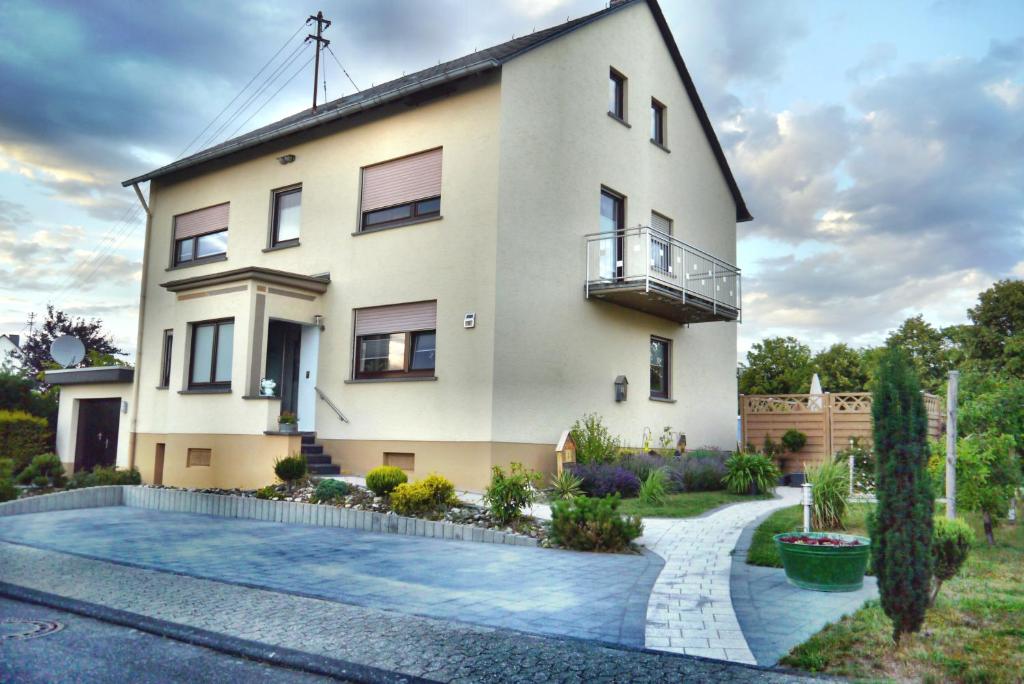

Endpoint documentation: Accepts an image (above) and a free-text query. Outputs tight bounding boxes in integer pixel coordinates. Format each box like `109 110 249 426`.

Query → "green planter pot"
774 531 871 592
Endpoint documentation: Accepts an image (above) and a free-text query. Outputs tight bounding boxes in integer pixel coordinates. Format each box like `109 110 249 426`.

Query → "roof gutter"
122 59 500 187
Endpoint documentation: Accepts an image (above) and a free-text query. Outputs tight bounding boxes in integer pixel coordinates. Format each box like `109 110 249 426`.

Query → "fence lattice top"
742 392 941 417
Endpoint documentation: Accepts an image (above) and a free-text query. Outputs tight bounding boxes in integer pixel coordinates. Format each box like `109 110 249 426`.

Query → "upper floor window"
159 329 173 388
353 301 437 379
609 68 627 121
650 211 673 274
173 203 229 266
651 98 666 146
270 186 302 247
650 336 671 399
189 319 233 389
360 148 442 232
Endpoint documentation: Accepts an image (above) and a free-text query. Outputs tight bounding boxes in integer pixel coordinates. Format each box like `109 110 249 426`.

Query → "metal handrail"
584 225 741 318
314 386 349 423
583 225 741 273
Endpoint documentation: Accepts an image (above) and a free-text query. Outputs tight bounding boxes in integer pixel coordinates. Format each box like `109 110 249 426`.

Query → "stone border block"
0 486 539 548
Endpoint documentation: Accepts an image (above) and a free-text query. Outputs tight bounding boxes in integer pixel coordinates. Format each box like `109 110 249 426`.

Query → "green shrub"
0 478 16 502
273 454 307 490
0 410 49 474
549 495 643 552
782 429 807 454
569 413 619 464
67 465 141 489
837 437 875 492
549 470 584 500
762 436 782 459
723 452 780 495
806 459 849 529
312 478 350 503
639 468 668 505
930 517 974 605
16 453 66 488
390 474 457 516
484 462 540 524
0 457 13 480
255 485 285 500
365 465 407 496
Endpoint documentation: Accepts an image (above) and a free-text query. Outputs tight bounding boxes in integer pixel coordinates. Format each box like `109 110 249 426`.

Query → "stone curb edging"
0 581 429 684
0 486 123 516
0 486 539 548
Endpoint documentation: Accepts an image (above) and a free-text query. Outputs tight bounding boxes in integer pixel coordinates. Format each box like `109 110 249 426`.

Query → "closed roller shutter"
354 301 437 336
174 203 230 239
360 148 442 213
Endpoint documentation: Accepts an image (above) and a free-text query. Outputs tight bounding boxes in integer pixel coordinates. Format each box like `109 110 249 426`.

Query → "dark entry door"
266 320 302 415
74 399 120 472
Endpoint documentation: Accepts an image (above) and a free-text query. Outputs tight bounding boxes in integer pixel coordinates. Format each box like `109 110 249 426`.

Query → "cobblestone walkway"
0 542 820 682
731 509 878 665
638 488 803 663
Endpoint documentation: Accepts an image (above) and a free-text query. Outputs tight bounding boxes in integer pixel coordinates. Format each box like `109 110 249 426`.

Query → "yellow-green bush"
365 465 407 496
0 410 49 474
390 474 457 516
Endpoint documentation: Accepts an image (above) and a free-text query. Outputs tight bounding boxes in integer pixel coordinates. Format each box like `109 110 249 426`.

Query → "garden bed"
145 482 549 543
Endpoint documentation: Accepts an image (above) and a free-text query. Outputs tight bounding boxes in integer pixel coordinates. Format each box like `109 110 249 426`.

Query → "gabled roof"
123 0 751 222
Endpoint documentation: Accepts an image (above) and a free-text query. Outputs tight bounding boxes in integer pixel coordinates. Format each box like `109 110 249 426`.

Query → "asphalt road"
0 597 344 683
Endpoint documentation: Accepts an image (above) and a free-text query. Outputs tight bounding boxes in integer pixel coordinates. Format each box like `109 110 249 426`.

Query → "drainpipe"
127 182 153 470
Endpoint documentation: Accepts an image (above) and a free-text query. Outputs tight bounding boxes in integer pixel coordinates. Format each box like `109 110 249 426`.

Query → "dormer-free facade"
118 0 749 491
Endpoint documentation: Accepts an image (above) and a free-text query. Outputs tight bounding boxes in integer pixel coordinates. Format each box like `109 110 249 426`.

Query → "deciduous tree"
738 336 814 395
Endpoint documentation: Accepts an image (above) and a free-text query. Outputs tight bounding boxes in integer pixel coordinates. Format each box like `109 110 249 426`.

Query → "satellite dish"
50 335 86 368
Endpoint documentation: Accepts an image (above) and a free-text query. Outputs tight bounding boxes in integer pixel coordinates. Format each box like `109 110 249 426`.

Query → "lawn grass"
746 503 874 568
617 490 770 518
780 514 1024 683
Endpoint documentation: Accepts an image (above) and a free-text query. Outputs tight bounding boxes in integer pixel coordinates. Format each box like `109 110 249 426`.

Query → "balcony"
584 226 741 324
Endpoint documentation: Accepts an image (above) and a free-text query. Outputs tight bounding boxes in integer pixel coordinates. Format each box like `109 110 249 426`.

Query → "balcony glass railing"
584 225 741 319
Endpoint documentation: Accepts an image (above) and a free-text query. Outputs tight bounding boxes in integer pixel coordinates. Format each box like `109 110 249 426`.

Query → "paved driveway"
0 506 661 646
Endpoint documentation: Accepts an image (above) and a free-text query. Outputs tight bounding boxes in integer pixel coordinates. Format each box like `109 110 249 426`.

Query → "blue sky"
1 0 1021 361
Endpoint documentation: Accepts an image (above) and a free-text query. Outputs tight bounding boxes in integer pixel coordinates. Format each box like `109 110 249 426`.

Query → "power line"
201 38 309 148
175 20 308 160
226 54 314 140
326 44 360 92
47 21 316 308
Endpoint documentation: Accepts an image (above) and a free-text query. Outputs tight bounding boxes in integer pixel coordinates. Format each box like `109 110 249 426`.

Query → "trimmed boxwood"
365 466 407 496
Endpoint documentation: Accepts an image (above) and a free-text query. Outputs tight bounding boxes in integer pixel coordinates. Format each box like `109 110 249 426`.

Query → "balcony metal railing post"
644 226 651 293
712 261 717 316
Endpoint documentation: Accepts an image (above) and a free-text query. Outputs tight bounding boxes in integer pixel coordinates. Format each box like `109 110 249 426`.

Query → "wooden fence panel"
741 392 943 472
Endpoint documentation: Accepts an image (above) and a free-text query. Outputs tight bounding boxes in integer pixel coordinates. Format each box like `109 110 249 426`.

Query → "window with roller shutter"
352 301 437 379
359 148 442 231
172 203 229 266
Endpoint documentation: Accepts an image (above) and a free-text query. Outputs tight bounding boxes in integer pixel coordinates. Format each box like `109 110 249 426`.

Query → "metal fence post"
946 370 959 519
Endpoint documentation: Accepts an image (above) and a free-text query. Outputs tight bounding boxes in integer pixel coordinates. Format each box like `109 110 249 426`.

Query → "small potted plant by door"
774 532 871 592
278 411 298 434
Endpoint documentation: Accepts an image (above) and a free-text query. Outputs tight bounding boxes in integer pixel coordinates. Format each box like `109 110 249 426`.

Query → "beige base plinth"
132 434 555 492
133 433 303 490
320 439 555 492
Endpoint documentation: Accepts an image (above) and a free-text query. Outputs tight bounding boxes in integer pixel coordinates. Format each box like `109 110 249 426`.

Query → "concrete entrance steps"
300 433 340 476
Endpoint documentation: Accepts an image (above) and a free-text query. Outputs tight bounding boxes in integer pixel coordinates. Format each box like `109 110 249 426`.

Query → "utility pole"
946 370 959 519
308 11 331 112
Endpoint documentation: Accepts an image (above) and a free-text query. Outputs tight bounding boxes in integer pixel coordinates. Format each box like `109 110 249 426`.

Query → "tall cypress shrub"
871 347 934 642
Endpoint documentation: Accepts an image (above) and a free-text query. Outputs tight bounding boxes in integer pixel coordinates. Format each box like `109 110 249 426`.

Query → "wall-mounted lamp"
277 154 296 165
313 314 325 331
614 375 628 402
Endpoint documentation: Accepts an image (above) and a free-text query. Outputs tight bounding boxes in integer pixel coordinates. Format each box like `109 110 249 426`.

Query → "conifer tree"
871 347 934 642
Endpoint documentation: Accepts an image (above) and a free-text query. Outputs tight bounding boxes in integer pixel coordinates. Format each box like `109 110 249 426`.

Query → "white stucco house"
56 0 750 491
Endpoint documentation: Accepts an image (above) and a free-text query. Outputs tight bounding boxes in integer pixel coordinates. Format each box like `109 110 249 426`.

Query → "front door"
74 399 120 472
599 189 624 280
266 320 302 415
